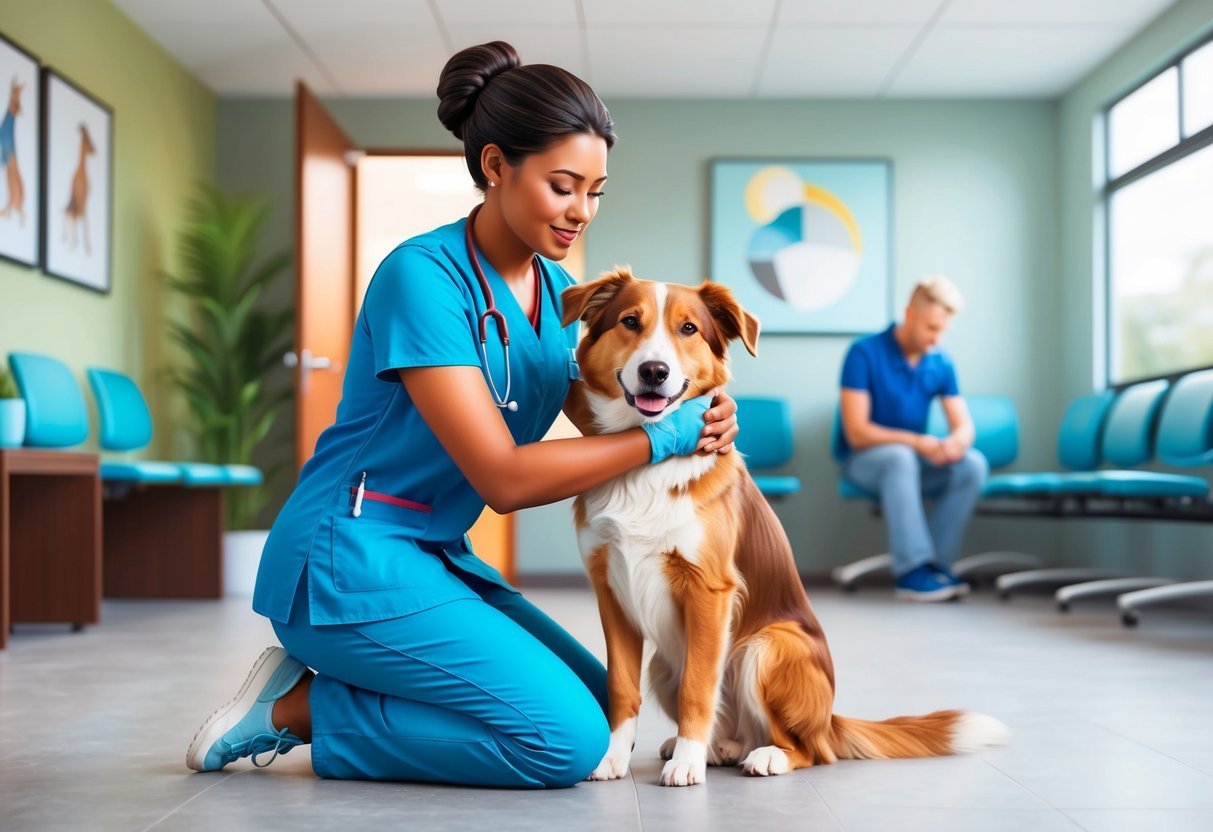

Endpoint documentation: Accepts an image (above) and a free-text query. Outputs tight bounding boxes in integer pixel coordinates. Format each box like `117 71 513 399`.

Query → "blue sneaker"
930 563 972 597
894 564 959 602
186 646 308 772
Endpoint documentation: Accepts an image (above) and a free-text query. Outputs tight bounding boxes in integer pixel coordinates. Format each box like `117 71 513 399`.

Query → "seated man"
839 276 988 602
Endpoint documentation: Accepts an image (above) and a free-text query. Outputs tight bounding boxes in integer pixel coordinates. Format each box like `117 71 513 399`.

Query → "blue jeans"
272 561 608 788
843 445 988 577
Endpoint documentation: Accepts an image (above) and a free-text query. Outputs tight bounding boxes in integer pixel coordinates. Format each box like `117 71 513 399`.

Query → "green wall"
0 0 216 457
1057 0 1213 581
219 95 1062 573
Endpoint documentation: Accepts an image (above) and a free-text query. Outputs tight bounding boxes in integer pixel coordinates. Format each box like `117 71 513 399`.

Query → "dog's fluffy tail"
830 710 1011 760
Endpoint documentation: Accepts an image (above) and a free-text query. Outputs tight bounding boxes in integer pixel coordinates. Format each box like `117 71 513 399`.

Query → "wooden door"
292 82 356 469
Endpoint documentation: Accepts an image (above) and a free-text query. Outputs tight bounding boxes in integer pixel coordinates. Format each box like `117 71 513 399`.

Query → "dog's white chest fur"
577 454 715 652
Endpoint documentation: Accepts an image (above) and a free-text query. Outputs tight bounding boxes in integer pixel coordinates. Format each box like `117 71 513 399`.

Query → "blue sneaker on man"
186 646 308 772
894 564 960 602
930 563 971 597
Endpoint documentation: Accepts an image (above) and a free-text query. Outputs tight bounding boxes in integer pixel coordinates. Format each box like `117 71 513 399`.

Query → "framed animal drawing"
0 32 40 268
41 66 112 293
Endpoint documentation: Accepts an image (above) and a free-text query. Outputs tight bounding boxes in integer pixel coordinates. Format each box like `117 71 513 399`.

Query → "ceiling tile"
445 25 587 77
273 0 448 95
196 41 335 96
776 0 945 25
587 27 768 97
758 26 921 97
941 0 1178 25
436 0 580 25
888 25 1134 97
583 0 778 27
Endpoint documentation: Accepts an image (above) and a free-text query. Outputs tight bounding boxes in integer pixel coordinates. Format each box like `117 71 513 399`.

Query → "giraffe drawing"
0 77 24 226
64 122 95 255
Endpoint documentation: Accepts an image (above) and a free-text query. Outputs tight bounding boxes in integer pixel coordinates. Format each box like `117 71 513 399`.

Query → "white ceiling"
110 0 1179 99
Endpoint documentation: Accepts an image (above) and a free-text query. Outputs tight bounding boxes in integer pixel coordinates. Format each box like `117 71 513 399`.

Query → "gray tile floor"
2 584 1211 832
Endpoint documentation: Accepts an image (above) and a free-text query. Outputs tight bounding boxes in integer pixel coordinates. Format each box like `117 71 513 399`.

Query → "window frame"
1102 29 1213 389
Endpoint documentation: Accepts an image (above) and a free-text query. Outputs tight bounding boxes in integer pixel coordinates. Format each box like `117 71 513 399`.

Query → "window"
1104 32 1213 385
1182 41 1213 137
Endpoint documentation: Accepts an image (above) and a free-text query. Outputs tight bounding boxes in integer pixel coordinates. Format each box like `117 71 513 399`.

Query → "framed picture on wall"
709 158 893 335
41 66 112 293
0 32 41 268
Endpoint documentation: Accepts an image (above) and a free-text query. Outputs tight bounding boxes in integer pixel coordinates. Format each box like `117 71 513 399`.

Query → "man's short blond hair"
910 275 964 315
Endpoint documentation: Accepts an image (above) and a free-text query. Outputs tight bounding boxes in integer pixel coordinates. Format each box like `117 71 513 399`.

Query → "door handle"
284 349 340 394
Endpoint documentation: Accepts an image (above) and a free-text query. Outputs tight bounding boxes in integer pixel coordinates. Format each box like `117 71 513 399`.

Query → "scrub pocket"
330 515 451 592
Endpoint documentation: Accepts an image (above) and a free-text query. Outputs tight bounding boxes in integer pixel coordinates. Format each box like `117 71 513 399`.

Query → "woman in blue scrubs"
186 41 739 788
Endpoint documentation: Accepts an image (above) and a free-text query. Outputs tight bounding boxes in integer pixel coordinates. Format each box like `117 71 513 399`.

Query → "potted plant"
0 368 25 448
164 184 292 594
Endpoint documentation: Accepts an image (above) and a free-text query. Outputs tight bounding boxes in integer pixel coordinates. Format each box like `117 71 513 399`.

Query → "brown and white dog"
561 268 1010 787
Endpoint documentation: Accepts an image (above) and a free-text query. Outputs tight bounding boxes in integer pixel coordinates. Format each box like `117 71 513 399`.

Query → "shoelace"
233 727 301 768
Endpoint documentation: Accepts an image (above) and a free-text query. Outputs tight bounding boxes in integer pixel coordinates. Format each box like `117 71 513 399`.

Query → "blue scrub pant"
271 562 609 788
843 445 988 577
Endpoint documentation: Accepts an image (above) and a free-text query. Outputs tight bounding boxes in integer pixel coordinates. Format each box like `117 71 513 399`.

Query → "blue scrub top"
837 324 959 458
253 217 581 626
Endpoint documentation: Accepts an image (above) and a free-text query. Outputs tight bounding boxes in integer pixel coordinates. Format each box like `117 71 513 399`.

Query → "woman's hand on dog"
700 388 739 454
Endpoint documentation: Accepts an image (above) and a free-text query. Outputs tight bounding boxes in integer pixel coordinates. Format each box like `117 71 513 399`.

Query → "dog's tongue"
635 394 667 412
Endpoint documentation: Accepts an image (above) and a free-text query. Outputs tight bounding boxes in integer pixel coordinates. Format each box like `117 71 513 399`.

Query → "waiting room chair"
8 352 90 448
1115 369 1213 626
86 367 262 487
734 396 800 499
85 365 263 598
829 394 1038 590
995 379 1210 602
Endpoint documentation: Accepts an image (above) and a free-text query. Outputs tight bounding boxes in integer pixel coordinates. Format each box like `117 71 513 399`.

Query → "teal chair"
84 366 264 599
1117 369 1213 625
997 379 1210 604
829 394 1039 590
981 391 1116 498
86 367 262 487
734 396 800 499
7 352 90 448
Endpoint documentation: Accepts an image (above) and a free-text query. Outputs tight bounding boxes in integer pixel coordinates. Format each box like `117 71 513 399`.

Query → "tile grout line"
804 773 847 831
628 768 645 832
981 757 1092 825
1068 708 1213 782
139 771 244 832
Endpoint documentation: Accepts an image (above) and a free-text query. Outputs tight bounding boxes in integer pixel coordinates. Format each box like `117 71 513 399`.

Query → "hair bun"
437 41 521 140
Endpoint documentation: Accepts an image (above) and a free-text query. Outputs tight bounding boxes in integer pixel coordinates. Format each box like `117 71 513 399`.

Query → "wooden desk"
0 449 101 649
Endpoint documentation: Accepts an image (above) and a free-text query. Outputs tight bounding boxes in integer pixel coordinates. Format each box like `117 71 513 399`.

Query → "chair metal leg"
1117 580 1213 627
831 553 892 592
952 552 1042 580
995 568 1131 601
1054 577 1175 612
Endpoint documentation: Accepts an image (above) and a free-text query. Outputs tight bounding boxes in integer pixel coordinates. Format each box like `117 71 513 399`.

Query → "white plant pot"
223 529 270 597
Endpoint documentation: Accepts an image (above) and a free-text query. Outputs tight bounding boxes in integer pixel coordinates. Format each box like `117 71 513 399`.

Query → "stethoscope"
466 204 534 412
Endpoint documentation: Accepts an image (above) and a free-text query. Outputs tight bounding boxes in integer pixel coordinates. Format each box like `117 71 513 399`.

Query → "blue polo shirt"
838 324 958 456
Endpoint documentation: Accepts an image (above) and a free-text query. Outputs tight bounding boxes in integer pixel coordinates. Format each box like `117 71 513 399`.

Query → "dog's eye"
621 315 640 331
680 322 698 336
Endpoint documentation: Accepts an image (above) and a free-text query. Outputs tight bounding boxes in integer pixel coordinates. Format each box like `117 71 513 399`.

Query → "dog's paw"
710 738 743 765
659 738 707 786
741 746 790 777
659 757 706 786
587 750 631 781
659 736 677 761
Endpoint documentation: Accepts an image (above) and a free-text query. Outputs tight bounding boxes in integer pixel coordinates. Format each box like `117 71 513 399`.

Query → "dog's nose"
638 361 670 387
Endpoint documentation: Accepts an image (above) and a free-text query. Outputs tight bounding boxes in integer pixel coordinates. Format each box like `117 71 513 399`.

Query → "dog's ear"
561 267 635 328
698 281 760 357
